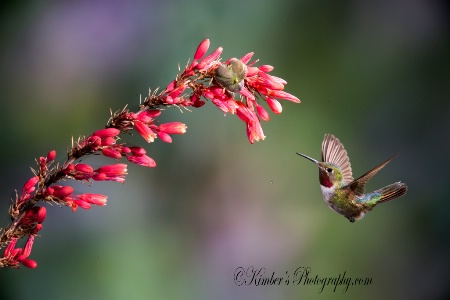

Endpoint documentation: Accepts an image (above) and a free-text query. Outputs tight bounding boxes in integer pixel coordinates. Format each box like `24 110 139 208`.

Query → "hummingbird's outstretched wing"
321 134 353 183
344 155 398 196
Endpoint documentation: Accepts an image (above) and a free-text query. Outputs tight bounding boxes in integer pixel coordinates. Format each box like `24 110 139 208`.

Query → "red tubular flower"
95 164 128 182
77 194 107 206
267 90 300 103
158 122 187 134
134 120 157 143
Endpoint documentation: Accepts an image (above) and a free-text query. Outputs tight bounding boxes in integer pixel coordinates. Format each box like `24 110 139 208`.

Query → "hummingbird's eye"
327 168 333 173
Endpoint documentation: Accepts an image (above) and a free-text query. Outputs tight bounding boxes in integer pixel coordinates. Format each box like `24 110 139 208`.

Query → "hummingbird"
296 134 407 222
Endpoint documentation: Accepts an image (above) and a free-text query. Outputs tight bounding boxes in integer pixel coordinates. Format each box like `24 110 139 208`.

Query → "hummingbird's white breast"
320 185 335 203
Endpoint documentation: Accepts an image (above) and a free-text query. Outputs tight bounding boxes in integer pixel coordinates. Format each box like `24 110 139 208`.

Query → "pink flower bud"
256 104 270 121
45 187 54 195
4 238 18 256
168 84 186 98
93 128 121 138
93 173 107 181
165 80 176 93
87 136 102 148
96 164 128 176
121 146 131 154
165 95 174 104
101 137 116 146
129 146 146 156
34 223 43 234
23 176 39 191
240 52 254 64
36 206 46 223
46 150 56 161
265 97 283 114
20 258 38 269
75 164 94 173
199 47 223 68
137 109 161 123
74 200 91 210
23 236 34 257
194 39 210 60
127 154 156 168
246 66 259 77
52 186 74 198
157 131 172 143
102 147 122 159
258 65 274 72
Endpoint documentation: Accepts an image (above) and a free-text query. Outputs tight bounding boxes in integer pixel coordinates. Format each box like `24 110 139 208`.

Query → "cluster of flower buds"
140 39 300 143
0 39 300 269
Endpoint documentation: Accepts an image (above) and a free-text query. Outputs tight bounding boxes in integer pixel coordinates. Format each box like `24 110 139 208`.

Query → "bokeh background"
1 0 449 299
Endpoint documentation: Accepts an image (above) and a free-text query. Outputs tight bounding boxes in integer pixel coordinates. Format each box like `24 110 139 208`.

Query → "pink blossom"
137 109 161 123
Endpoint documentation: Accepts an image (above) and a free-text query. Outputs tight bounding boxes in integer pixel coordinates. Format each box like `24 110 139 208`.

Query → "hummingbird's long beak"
296 152 319 164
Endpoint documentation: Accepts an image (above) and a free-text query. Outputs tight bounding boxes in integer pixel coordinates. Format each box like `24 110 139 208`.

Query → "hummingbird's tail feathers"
376 182 408 204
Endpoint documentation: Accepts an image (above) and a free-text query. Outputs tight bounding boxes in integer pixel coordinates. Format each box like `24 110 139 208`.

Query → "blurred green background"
1 0 449 299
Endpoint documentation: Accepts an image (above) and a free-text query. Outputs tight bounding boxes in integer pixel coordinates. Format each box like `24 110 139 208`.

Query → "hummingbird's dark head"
296 152 343 188
317 162 342 188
